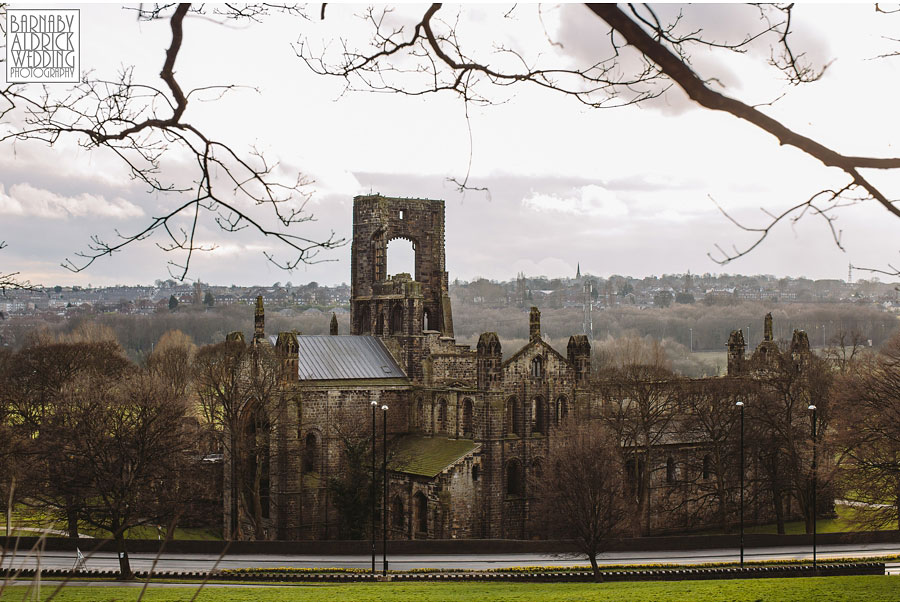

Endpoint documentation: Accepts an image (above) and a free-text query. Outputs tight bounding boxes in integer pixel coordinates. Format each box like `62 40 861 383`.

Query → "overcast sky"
2 3 899 287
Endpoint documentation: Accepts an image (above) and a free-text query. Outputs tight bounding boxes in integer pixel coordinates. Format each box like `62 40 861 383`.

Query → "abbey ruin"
224 194 815 540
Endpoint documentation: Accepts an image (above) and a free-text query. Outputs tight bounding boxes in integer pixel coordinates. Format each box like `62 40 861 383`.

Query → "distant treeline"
451 300 899 353
3 299 897 367
5 305 352 362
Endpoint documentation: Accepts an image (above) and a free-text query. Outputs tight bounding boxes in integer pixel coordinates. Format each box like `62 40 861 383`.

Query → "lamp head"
808 404 817 411
370 400 378 406
735 400 744 407
381 404 389 411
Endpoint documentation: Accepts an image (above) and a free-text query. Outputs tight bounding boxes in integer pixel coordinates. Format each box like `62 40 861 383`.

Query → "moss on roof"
390 436 477 478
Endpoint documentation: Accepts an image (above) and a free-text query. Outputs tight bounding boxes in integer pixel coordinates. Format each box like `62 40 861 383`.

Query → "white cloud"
522 185 629 218
0 183 144 219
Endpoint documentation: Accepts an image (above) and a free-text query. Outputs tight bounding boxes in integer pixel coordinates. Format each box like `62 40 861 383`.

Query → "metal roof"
296 335 407 381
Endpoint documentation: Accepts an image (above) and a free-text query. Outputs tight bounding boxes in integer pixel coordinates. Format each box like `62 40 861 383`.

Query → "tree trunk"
772 487 785 535
113 530 134 580
716 470 727 532
67 507 79 541
588 554 603 582
641 449 652 535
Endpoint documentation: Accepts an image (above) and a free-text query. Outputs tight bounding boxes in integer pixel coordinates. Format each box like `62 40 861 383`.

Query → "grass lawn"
0 526 222 541
742 504 894 535
1 575 898 602
695 504 896 536
2 506 221 541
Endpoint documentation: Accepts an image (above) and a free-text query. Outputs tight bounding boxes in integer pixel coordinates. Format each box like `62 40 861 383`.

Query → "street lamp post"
736 400 744 570
689 327 693 352
370 399 377 574
382 404 389 576
809 403 818 571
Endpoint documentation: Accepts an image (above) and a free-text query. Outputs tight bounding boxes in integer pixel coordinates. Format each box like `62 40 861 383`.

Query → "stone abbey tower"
350 195 455 380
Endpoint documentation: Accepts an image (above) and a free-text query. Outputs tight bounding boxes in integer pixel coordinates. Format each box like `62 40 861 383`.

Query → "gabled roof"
502 337 569 369
389 436 478 478
296 335 407 381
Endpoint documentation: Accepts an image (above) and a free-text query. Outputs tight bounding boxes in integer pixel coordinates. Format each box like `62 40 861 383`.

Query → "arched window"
531 356 543 378
376 311 384 335
390 304 403 335
303 431 318 473
387 237 415 278
392 496 404 529
414 492 428 534
666 457 676 484
555 396 568 425
472 464 480 482
437 399 448 433
532 458 544 480
505 397 521 436
532 397 546 434
625 457 646 499
702 455 711 480
507 459 523 496
462 398 474 436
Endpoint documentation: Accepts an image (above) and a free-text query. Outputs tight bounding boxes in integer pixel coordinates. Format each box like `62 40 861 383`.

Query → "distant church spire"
576 262 581 280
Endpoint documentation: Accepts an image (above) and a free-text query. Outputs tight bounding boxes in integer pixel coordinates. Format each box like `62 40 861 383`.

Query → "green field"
2 506 221 541
714 504 896 535
1 575 898 601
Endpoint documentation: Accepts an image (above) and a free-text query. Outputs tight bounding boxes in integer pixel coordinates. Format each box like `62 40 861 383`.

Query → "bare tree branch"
0 3 342 281
304 3 900 276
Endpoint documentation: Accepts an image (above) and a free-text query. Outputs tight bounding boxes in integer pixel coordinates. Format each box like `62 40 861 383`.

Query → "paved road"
3 542 899 573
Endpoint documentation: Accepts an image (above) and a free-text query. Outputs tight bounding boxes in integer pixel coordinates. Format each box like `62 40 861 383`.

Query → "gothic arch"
462 398 474 436
555 396 569 425
532 396 546 434
505 397 521 436
392 496 404 530
303 430 320 473
531 355 544 378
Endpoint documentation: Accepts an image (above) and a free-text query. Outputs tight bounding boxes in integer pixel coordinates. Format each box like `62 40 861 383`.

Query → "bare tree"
36 369 195 579
326 407 378 541
0 4 342 281
1 339 131 538
823 329 870 374
302 4 900 275
147 329 197 401
531 423 626 580
751 347 836 534
194 338 284 540
834 332 900 530
675 378 746 531
598 363 678 535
